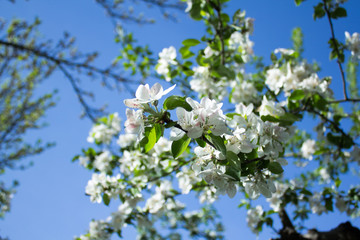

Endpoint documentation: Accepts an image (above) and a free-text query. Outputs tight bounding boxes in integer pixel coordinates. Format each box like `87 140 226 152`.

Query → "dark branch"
322 0 349 100
327 98 360 103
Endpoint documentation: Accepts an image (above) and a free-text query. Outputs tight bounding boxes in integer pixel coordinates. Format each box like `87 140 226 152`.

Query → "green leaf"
226 151 241 170
72 155 80 162
182 38 201 47
325 197 334 211
331 7 347 19
313 3 325 20
268 162 284 174
189 2 202 20
289 89 305 101
225 167 241 181
212 65 235 79
300 189 313 196
335 178 341 188
143 126 157 153
163 95 192 111
294 0 305 6
102 194 110 206
195 138 206 148
312 94 328 111
326 133 353 149
171 135 191 158
154 123 163 142
209 133 227 156
179 46 195 59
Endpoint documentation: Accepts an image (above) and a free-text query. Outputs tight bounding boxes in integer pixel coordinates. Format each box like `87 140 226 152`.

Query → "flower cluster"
265 61 331 97
85 173 124 203
345 31 360 60
189 66 227 101
176 97 228 138
87 113 121 145
246 205 264 234
155 46 177 81
300 139 316 160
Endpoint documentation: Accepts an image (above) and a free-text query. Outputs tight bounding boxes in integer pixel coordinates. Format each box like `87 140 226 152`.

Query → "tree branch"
322 0 349 100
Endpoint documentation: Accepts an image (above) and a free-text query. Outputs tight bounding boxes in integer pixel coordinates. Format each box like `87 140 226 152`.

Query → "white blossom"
301 139 316 160
145 180 173 214
310 192 327 215
176 167 201 194
243 172 276 199
124 109 144 135
246 205 263 234
176 97 228 138
88 220 111 240
156 46 177 81
229 31 254 62
108 202 132 232
274 48 295 55
345 31 360 60
169 127 186 141
124 83 176 108
204 46 217 58
258 96 285 117
319 168 331 183
198 186 218 204
87 113 121 145
299 73 330 95
190 66 227 100
197 162 237 198
85 173 123 203
117 133 137 148
266 182 289 212
78 156 90 168
230 81 258 104
93 150 112 173
265 68 285 95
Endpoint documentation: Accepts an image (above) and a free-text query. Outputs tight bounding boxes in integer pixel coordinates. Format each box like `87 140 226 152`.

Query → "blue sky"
0 0 360 239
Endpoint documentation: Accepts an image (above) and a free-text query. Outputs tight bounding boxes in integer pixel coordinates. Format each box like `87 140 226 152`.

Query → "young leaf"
102 194 110 206
195 138 206 148
154 123 163 142
289 89 305 101
268 162 284 174
209 133 227 156
226 151 241 170
143 126 157 153
331 7 347 19
172 135 191 158
182 38 201 47
163 95 192 111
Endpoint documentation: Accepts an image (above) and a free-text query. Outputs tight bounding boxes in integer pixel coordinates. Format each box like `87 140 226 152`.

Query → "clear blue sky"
0 0 359 239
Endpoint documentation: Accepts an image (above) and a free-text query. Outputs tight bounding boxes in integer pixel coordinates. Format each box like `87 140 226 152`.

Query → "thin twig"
0 39 133 85
58 65 97 122
327 98 360 103
322 0 348 100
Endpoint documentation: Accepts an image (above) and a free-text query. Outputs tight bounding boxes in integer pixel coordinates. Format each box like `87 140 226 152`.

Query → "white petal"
186 97 200 109
135 84 150 100
227 183 237 198
150 83 163 100
124 98 142 108
187 127 203 139
162 84 176 96
169 127 185 141
176 107 187 122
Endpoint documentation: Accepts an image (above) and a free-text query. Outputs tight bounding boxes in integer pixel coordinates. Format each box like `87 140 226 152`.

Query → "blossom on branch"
124 83 176 108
